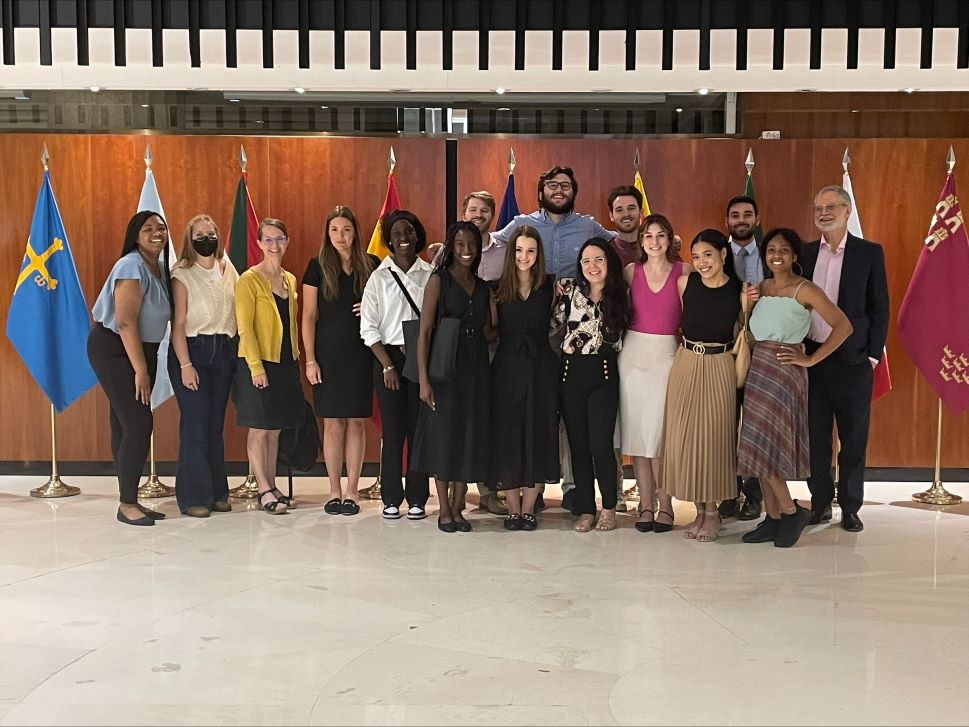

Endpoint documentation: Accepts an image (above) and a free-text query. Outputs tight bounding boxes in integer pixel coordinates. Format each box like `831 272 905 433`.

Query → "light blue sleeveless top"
749 292 811 344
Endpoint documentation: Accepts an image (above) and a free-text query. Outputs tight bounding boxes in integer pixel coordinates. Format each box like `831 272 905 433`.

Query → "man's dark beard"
729 224 755 243
541 194 575 215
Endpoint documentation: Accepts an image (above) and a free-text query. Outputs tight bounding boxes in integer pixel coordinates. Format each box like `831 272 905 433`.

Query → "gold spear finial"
842 147 851 175
41 143 50 171
388 146 396 173
745 148 754 176
508 147 516 174
238 144 247 172
947 145 956 174
633 147 641 171
144 143 153 170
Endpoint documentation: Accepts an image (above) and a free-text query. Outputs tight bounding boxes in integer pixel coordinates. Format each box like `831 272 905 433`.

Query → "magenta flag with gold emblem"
897 172 969 414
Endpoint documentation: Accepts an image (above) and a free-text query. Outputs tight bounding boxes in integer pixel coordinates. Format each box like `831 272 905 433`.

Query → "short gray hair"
815 185 852 209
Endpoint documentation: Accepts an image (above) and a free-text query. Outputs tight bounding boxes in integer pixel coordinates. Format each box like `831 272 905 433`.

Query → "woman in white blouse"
169 214 239 518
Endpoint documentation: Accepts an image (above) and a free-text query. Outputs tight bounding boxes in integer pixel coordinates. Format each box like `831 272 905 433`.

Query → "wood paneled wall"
1 133 966 468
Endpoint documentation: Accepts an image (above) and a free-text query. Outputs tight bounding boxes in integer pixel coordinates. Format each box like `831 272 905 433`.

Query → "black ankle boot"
774 502 810 548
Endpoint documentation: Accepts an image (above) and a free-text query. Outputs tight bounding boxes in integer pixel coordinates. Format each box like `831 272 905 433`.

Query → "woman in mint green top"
737 228 852 548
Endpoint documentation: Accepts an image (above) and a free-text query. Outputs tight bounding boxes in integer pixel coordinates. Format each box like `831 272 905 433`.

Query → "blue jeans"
168 334 237 512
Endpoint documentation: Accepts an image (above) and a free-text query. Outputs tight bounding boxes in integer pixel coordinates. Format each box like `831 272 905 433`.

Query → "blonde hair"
462 190 496 214
317 206 372 301
175 214 223 269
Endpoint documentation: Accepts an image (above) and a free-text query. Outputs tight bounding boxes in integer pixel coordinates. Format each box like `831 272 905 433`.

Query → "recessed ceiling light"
497 107 510 111
320 105 328 109
140 103 149 108
14 95 29 101
255 120 264 124
697 88 710 95
495 87 506 95
228 98 240 103
851 109 859 113
294 87 305 94
903 87 916 94
89 85 101 92
675 107 683 113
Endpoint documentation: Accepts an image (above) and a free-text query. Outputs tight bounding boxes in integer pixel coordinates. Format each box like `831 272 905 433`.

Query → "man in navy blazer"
801 185 890 532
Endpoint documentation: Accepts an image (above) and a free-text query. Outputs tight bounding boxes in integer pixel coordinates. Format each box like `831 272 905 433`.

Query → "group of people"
87 164 889 549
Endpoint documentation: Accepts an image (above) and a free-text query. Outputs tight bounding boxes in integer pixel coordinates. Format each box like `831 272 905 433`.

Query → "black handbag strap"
389 270 421 317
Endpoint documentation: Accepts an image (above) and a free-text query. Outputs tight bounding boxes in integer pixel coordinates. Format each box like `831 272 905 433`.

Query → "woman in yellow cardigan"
234 218 303 514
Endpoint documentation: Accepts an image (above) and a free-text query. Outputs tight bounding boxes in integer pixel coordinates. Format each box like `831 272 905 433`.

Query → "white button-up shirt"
359 255 435 347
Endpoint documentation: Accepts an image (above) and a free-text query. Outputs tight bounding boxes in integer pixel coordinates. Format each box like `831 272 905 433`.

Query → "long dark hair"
760 227 804 277
436 221 482 276
121 209 172 305
690 228 739 283
575 238 629 336
317 205 371 301
495 225 546 304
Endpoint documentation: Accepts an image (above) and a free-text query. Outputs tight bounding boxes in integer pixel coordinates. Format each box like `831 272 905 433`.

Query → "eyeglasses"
192 233 218 243
544 181 573 192
813 203 848 215
580 256 605 266
262 236 289 245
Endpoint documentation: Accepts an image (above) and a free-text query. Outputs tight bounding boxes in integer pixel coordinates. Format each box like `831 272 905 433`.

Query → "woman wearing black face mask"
168 214 240 517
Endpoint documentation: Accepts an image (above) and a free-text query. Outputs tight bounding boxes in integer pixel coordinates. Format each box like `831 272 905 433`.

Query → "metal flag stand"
913 147 963 507
31 403 80 498
623 146 643 502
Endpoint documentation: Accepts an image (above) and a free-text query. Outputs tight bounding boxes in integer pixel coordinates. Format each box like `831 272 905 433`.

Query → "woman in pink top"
619 214 694 533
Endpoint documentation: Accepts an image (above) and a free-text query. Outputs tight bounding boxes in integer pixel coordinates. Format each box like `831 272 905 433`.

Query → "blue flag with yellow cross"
6 170 96 411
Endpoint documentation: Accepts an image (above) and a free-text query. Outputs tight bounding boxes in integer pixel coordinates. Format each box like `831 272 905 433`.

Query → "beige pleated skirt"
618 332 678 457
660 346 738 503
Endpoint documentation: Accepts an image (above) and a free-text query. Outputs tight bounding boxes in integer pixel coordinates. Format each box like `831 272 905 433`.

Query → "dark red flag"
897 172 969 414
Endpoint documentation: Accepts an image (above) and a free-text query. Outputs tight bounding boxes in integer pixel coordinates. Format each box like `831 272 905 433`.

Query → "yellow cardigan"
235 268 300 376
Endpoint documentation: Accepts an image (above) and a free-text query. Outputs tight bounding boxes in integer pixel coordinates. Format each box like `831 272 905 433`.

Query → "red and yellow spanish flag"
366 170 401 260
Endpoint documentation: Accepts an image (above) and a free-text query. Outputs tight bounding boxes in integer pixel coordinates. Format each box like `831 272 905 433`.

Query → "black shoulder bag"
390 270 461 383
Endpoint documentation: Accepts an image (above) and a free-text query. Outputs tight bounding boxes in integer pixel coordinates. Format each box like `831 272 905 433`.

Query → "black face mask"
192 235 219 257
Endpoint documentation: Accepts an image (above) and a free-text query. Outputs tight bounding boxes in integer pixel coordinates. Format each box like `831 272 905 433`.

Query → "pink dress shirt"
807 231 847 342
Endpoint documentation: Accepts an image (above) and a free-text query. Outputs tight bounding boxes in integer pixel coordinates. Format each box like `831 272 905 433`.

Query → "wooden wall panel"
0 134 444 465
0 133 966 468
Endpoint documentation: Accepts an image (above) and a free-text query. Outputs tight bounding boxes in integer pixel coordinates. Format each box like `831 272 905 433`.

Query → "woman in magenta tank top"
618 214 694 533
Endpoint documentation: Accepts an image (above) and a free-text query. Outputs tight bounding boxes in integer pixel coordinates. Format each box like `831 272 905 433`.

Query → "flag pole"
913 147 963 506
621 146 645 503
228 143 261 500
31 403 81 498
28 146 80 499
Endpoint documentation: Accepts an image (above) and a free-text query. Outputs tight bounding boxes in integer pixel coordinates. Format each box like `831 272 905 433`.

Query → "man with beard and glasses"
718 195 768 521
493 166 615 512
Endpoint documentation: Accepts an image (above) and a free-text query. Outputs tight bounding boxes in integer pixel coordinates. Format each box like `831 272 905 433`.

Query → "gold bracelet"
382 364 395 373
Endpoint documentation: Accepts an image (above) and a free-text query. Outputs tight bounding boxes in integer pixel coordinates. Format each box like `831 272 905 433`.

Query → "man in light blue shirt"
492 166 615 279
722 194 765 521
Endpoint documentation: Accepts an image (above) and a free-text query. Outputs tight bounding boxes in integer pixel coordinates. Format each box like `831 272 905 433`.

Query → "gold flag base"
229 473 260 499
30 475 80 498
359 479 382 500
912 482 963 506
138 474 175 499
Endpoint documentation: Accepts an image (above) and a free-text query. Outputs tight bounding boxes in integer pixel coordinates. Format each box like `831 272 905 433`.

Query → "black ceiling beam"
552 0 563 70
809 2 822 69
75 0 89 65
442 0 452 70
334 0 345 69
920 0 934 69
369 0 380 70
478 0 489 70
2 0 14 64
661 0 673 71
151 0 163 67
624 0 637 71
772 1 785 70
846 0 859 69
515 0 526 70
698 0 711 71
959 0 968 68
405 0 417 70
113 0 124 66
225 0 237 68
297 0 309 68
188 0 200 67
736 0 748 70
587 0 599 71
884 0 897 69
262 0 273 68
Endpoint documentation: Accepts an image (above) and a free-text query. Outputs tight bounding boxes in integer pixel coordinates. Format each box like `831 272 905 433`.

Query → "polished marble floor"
0 475 967 726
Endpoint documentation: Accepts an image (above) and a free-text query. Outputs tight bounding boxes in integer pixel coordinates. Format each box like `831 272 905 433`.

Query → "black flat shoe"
117 508 154 526
652 510 675 533
520 513 538 531
341 499 360 516
453 516 472 533
324 497 343 515
135 503 166 520
504 514 523 531
437 518 457 533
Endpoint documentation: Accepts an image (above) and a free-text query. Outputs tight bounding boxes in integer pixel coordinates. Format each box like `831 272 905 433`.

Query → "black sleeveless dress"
490 275 560 489
412 268 491 482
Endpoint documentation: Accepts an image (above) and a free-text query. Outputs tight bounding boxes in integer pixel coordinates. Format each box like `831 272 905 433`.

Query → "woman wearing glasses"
233 219 302 514
168 214 239 518
554 239 629 532
301 206 379 517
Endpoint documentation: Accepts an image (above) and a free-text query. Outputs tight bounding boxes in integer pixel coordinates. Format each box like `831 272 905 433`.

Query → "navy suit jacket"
801 233 890 367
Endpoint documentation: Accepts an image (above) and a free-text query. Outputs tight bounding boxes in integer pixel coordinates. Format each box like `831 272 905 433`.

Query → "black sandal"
259 490 288 515
652 510 675 533
341 499 360 516
324 497 343 515
520 513 538 531
270 487 295 509
635 508 655 533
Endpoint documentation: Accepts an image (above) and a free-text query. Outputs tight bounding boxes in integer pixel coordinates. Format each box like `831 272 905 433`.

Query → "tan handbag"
732 297 751 388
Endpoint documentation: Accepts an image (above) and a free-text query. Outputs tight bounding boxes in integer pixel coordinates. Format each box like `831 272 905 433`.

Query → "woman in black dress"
490 225 559 531
413 221 495 533
301 206 379 516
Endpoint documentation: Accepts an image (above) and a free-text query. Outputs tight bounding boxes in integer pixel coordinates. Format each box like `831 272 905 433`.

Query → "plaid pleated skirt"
737 340 810 480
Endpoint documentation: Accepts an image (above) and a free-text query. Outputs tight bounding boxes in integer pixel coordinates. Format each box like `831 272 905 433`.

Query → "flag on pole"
366 170 401 261
137 163 178 409
842 168 892 402
897 171 969 415
6 169 96 411
742 173 763 244
496 173 520 230
227 171 261 272
633 171 651 216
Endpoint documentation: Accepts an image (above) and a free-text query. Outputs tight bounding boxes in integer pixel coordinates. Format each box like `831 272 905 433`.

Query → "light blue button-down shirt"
493 210 615 279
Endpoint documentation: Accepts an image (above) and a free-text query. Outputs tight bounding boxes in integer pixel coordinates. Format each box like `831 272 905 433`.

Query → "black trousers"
168 333 237 512
805 342 873 516
373 344 429 508
559 353 620 516
735 385 762 503
87 324 159 505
